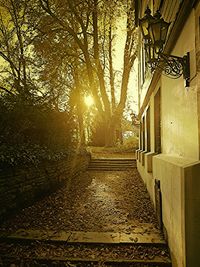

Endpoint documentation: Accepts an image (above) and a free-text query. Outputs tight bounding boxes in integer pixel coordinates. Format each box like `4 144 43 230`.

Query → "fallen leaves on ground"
0 169 157 234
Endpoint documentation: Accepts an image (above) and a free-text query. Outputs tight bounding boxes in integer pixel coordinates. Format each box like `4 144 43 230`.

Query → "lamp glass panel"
160 21 169 42
139 8 154 39
140 20 149 37
150 45 154 60
149 22 161 43
144 43 149 59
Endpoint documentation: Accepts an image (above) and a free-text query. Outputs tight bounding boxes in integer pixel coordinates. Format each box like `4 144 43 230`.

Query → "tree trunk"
105 119 116 147
77 104 86 146
108 23 116 113
92 0 111 117
104 111 124 147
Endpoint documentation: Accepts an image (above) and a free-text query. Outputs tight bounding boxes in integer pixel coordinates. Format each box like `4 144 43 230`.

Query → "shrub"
0 94 75 166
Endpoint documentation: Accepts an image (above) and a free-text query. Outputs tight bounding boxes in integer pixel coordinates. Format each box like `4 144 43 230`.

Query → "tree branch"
0 86 15 95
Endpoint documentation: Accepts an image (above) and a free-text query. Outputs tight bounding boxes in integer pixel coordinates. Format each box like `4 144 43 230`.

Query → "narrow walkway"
0 165 155 234
0 152 171 266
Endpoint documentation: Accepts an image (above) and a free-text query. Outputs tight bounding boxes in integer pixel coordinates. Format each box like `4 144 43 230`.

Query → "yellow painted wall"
161 11 199 160
137 7 200 267
153 154 200 267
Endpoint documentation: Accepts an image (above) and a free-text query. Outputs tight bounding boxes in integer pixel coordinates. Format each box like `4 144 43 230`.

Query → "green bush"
88 135 138 154
0 94 76 166
116 135 139 152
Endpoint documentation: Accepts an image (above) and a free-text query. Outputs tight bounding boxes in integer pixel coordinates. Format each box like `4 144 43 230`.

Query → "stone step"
0 228 171 266
0 229 165 244
1 255 172 266
0 226 172 267
88 167 136 171
90 159 136 163
88 166 136 170
88 164 136 167
88 158 136 171
89 162 136 165
89 164 136 166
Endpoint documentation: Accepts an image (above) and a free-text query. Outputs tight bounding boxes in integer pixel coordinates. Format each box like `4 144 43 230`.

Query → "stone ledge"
153 154 200 168
141 151 148 166
1 228 166 245
145 152 158 173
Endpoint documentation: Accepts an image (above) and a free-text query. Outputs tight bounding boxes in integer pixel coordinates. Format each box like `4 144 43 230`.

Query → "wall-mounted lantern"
139 6 154 39
139 7 190 86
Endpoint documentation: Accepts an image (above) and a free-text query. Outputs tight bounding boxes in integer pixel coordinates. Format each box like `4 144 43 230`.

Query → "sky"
113 17 138 115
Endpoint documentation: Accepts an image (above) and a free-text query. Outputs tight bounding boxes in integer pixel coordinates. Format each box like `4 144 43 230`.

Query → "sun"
84 95 94 107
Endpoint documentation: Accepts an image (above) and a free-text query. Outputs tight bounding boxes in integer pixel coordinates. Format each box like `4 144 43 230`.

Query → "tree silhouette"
38 0 138 146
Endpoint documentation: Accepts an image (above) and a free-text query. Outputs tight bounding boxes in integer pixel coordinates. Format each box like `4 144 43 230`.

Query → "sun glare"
84 95 94 107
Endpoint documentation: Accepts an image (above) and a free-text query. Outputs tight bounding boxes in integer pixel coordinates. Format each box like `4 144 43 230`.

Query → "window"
142 116 145 150
139 122 142 150
146 107 151 152
139 117 146 151
140 43 145 85
154 88 161 153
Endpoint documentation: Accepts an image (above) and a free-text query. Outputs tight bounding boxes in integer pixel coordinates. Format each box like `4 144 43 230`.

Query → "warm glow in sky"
84 95 94 107
113 17 138 115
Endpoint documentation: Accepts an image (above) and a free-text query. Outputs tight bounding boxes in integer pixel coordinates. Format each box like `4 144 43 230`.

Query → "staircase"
0 156 172 266
88 158 137 171
0 227 172 266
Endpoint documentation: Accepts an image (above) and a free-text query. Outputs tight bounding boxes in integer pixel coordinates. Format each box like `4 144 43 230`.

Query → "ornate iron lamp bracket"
139 7 190 87
155 52 190 86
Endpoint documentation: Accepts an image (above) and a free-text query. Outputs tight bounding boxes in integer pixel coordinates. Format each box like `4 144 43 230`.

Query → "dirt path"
0 168 158 234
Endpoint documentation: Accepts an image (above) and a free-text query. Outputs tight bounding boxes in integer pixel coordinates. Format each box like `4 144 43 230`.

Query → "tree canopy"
0 0 138 150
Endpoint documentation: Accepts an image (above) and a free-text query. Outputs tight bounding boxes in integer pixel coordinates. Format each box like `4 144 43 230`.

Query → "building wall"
137 2 200 267
184 162 200 266
161 10 199 159
195 2 200 159
152 155 200 267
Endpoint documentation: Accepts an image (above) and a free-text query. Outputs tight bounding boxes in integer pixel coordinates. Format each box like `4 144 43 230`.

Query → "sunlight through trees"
84 95 95 108
0 0 139 154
